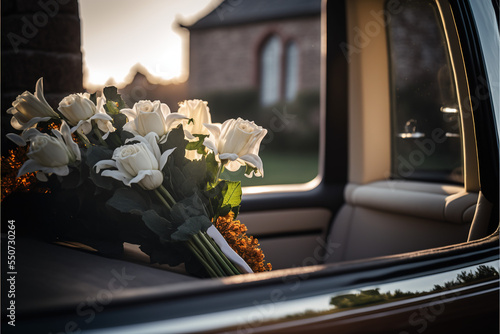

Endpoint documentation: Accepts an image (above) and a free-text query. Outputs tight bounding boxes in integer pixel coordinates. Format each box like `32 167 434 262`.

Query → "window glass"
260 35 282 106
285 41 299 102
387 0 463 183
80 0 321 188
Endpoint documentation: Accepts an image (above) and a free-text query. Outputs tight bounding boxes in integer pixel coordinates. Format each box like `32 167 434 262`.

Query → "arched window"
260 35 282 106
284 41 299 101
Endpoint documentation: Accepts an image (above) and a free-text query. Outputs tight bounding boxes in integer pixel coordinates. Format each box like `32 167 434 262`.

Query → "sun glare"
79 0 217 87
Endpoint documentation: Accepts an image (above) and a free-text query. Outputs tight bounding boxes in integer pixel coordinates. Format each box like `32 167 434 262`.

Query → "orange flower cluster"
0 147 49 201
1 122 61 201
214 212 272 273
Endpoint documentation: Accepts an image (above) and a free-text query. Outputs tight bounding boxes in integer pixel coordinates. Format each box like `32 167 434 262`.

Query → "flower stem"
215 164 225 183
154 189 172 211
187 240 219 277
92 124 108 148
199 232 239 275
192 233 225 277
77 132 91 147
204 232 241 275
159 185 176 206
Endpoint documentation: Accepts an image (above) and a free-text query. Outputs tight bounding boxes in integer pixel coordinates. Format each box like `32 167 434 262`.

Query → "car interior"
224 0 496 271
6 1 499 325
5 1 499 333
107 0 497 276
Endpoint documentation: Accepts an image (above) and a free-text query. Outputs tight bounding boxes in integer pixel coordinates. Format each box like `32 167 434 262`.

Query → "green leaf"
203 180 227 219
163 125 188 166
185 134 208 154
142 209 176 243
181 158 208 188
85 145 113 167
171 216 212 241
222 180 242 208
245 164 258 177
103 86 128 112
105 100 120 115
86 146 114 190
89 92 97 106
106 188 149 215
112 113 127 132
205 152 219 187
169 192 209 225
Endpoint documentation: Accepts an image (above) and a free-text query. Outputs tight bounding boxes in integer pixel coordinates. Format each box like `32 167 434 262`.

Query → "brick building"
183 0 321 107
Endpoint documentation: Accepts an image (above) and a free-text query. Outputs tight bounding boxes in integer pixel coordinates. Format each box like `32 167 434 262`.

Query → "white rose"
7 77 59 130
94 132 175 190
6 121 81 181
121 100 187 142
177 99 212 137
58 93 115 137
204 118 267 177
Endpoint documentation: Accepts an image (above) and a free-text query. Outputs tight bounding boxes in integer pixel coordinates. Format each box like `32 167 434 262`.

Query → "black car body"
2 0 499 333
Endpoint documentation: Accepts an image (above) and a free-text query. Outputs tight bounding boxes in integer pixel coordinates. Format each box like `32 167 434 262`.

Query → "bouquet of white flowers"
4 78 272 277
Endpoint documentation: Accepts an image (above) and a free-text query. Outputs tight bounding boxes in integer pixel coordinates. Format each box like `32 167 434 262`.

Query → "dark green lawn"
220 150 319 187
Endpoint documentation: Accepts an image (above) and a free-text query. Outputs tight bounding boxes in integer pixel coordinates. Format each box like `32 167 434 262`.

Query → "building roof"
184 0 321 30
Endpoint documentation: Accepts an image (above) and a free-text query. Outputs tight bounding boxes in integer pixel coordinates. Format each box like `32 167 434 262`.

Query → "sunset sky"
79 0 220 87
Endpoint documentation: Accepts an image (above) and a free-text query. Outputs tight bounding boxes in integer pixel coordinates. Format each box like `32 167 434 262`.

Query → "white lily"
7 77 59 130
203 118 267 177
6 121 81 181
94 132 175 190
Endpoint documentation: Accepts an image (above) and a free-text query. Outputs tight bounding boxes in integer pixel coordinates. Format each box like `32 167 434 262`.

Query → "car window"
198 9 322 188
387 0 463 183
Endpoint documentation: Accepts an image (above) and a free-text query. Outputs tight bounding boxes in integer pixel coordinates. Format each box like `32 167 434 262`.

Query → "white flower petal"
227 160 243 172
18 159 44 176
22 128 44 141
184 129 196 141
6 133 27 147
159 148 176 170
90 113 113 122
36 172 48 182
203 123 222 143
120 108 137 121
101 170 132 184
160 103 171 119
203 137 218 155
145 132 161 161
239 153 263 172
127 169 153 186
10 116 25 130
42 165 70 176
60 121 81 161
94 159 117 173
164 113 189 130
34 78 56 116
18 116 53 130
220 153 239 161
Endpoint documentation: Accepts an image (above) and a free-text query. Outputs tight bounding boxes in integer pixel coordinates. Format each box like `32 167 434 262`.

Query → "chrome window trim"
468 0 500 137
82 260 499 334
